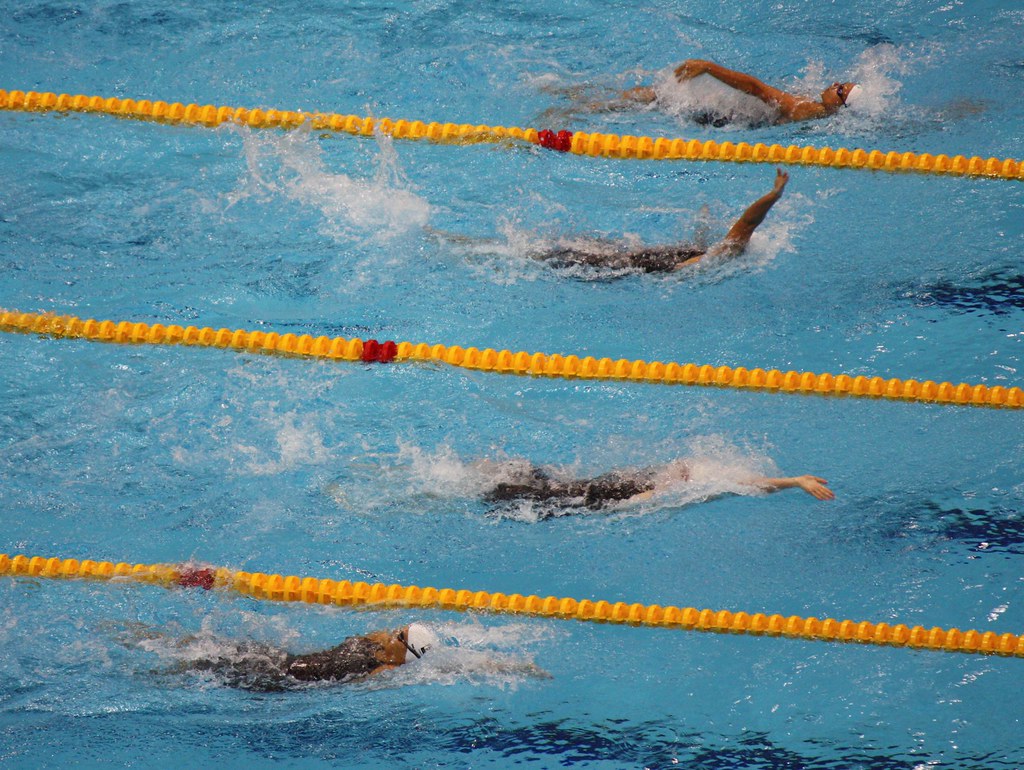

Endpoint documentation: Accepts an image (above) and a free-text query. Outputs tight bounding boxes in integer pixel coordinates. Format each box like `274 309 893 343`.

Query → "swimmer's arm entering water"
745 474 835 500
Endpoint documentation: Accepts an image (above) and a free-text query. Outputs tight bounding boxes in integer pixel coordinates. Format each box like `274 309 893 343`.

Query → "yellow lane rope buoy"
1 88 1020 180
2 552 1022 658
2 310 1021 409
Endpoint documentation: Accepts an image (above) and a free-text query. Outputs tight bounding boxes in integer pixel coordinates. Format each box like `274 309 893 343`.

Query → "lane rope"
3 552 1022 658
1 88 1020 180
2 310 1021 409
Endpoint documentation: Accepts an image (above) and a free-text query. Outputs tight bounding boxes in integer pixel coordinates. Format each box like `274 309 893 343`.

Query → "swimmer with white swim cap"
618 59 859 124
283 623 436 683
147 623 438 690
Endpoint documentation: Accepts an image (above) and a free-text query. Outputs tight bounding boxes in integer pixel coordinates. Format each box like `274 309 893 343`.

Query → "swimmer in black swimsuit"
618 59 859 124
481 458 833 516
539 168 788 273
124 623 436 691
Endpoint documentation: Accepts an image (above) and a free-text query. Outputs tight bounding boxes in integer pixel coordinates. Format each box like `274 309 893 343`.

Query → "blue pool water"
2 0 1023 767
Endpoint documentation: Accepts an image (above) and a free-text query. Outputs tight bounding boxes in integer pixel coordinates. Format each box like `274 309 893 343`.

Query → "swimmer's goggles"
396 629 429 659
834 82 851 107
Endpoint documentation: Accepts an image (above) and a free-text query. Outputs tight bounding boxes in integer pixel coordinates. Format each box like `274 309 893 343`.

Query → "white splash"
397 441 512 499
233 410 333 476
170 405 334 477
652 68 780 127
987 603 1009 623
228 122 430 243
843 44 914 118
382 619 556 689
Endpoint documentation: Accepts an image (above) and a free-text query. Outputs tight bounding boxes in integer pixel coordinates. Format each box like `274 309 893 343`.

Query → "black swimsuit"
484 465 656 514
181 636 384 691
691 110 773 129
284 636 384 683
541 245 704 274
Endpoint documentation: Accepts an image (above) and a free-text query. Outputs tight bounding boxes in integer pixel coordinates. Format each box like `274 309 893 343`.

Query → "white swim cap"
843 84 864 109
404 623 437 660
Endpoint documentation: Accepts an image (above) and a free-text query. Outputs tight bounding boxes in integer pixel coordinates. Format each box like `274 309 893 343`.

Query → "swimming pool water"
1 0 1023 767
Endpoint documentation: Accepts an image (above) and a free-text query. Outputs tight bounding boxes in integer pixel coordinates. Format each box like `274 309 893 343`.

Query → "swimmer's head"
396 623 437 663
364 628 407 667
841 84 864 109
821 81 858 110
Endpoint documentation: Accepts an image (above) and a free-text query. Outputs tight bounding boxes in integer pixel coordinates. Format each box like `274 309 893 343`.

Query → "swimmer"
538 168 788 273
619 59 859 125
282 624 434 683
480 458 833 515
121 623 436 691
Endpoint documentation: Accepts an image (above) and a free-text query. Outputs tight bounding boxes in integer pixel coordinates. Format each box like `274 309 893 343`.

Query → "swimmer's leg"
705 168 789 260
619 86 657 105
423 226 502 248
537 83 655 124
107 621 177 649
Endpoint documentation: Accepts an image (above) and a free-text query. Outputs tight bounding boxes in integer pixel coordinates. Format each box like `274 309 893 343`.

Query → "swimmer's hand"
794 475 834 500
773 168 789 195
752 474 834 500
674 59 711 81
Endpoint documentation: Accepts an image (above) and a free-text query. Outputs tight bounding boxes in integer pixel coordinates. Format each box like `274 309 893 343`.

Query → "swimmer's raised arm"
682 168 788 267
746 474 835 500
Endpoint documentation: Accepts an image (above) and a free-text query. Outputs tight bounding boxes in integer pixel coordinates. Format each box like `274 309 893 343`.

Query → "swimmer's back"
484 466 657 513
541 244 704 273
284 636 383 683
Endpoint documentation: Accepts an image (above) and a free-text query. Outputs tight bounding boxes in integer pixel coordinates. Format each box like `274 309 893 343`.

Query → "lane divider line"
3 553 1022 658
1 88 1020 180
2 310 1021 409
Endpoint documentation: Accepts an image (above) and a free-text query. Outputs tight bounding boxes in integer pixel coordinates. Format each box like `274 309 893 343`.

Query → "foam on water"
169 403 335 477
652 71 780 128
383 620 555 690
227 123 431 244
165 362 345 477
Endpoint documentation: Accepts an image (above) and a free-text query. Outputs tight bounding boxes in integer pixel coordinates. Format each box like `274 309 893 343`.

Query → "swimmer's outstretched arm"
423 225 502 247
675 60 794 109
675 60 834 122
690 168 789 265
609 60 787 111
748 474 835 500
